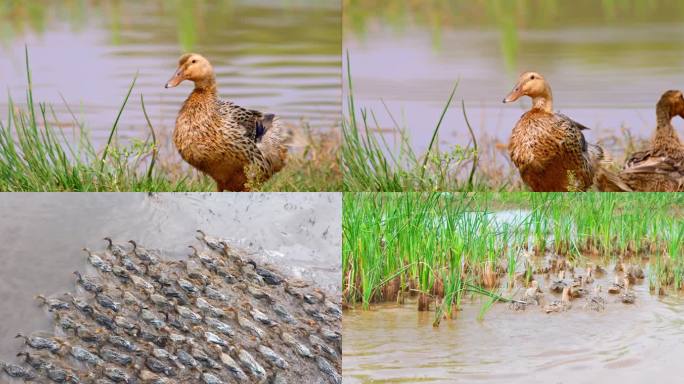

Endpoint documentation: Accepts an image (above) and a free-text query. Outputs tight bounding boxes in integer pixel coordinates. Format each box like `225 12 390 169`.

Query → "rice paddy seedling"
343 192 684 324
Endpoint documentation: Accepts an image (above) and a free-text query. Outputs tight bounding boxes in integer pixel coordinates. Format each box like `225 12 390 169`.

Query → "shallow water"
0 0 341 146
344 1 684 154
0 192 341 360
344 269 684 384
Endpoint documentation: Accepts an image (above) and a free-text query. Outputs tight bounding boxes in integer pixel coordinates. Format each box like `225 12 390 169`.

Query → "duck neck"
654 109 682 150
183 77 218 113
532 87 553 113
192 76 218 97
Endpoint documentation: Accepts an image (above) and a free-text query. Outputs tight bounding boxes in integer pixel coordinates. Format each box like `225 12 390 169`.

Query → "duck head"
503 71 553 111
657 90 684 121
165 53 215 89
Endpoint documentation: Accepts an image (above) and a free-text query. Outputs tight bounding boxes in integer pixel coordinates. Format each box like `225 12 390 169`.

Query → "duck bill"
165 68 184 88
503 86 523 103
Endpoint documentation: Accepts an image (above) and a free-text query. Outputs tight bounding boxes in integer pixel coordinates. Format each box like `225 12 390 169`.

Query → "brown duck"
503 72 608 191
618 90 684 191
166 53 290 191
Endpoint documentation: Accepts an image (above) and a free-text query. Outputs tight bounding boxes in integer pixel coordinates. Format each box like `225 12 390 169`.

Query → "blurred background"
344 0 684 174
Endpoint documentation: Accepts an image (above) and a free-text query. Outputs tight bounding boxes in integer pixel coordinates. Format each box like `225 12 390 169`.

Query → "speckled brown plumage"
504 72 603 192
166 54 289 191
618 90 684 192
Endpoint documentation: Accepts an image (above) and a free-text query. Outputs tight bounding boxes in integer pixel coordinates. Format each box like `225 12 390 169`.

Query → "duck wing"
553 113 602 161
556 112 591 131
624 153 684 177
218 100 274 142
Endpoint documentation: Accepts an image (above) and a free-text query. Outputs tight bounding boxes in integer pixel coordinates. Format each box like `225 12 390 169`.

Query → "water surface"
0 192 341 360
344 282 684 384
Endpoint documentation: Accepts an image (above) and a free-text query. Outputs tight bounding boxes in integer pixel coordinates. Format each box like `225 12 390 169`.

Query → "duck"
584 285 606 312
570 276 589 298
614 90 684 191
165 53 290 191
523 280 543 305
543 286 571 313
549 270 569 293
623 263 645 284
619 278 636 304
503 72 616 191
607 276 623 294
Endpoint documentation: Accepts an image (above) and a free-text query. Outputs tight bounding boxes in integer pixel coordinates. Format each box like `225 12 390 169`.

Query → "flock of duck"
504 72 684 192
0 232 341 384
509 255 644 314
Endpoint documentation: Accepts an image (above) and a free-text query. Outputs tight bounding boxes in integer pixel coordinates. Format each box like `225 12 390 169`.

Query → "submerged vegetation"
0 50 341 192
342 193 684 324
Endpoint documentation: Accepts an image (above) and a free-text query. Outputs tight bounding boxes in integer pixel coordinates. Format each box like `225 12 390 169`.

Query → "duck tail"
585 143 631 191
594 162 632 192
257 116 292 174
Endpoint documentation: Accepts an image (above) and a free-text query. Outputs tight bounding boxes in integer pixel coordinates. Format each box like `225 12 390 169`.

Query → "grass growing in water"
343 193 684 324
0 49 341 192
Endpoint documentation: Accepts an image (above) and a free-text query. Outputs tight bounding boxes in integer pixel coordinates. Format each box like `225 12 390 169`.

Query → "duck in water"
165 53 291 191
543 286 572 313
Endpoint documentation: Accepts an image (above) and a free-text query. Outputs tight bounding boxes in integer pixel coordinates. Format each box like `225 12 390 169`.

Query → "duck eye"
530 75 535 80
192 60 197 64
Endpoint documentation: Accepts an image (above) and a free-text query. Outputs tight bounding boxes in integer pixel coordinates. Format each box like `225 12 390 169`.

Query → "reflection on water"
344 0 684 155
0 0 341 147
344 283 684 384
0 192 341 359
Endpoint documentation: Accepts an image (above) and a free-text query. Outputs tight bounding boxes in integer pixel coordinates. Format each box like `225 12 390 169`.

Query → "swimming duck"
585 285 606 312
103 237 127 259
503 72 611 191
82 248 113 273
165 53 290 191
618 90 684 191
607 276 623 294
277 327 313 358
316 355 342 384
623 263 645 284
35 294 70 312
73 271 104 293
570 276 589 298
522 280 543 305
15 333 63 354
196 230 225 252
549 270 569 293
543 286 572 313
233 346 268 382
128 240 159 265
207 344 249 381
0 360 37 380
618 278 637 304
